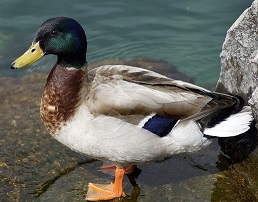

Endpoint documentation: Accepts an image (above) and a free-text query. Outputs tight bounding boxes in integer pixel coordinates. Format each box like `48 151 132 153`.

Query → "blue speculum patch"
142 114 178 137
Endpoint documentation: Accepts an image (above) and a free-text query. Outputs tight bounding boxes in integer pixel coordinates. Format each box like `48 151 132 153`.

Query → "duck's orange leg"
86 167 127 201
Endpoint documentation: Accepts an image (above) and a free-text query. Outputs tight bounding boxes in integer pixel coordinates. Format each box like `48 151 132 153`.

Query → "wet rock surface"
1 58 258 201
211 149 258 202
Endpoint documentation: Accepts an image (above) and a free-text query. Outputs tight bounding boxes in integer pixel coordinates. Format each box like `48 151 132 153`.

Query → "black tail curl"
198 93 245 129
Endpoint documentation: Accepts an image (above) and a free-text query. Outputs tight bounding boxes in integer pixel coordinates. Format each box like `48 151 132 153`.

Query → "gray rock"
216 0 258 102
249 87 258 121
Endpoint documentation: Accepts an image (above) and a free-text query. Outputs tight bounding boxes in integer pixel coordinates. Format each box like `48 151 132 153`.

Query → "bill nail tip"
11 62 16 69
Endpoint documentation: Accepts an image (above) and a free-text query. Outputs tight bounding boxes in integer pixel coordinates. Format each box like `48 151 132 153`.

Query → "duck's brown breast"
40 65 86 135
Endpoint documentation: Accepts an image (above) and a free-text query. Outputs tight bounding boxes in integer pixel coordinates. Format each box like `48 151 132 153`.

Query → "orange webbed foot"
86 167 126 201
86 182 125 201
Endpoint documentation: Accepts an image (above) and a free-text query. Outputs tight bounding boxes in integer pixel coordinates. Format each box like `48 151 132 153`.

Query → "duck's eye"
51 30 59 36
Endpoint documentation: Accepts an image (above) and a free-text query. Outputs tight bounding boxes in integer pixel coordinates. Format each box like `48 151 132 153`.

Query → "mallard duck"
11 17 253 201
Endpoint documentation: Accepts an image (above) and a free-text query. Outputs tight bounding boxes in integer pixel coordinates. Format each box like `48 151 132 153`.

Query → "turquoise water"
0 0 253 87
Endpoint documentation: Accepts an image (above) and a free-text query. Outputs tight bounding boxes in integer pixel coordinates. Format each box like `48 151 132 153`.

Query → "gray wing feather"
87 65 237 120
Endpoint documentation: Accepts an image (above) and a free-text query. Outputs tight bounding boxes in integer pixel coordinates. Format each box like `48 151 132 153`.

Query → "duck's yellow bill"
11 41 44 69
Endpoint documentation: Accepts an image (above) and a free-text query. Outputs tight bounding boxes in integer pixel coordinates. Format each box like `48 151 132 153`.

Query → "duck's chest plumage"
40 65 86 135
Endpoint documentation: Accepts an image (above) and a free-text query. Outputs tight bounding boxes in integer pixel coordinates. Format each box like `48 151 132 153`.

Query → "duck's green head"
11 17 87 69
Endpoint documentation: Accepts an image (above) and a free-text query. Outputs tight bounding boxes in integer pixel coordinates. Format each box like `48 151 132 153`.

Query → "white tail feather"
203 106 253 137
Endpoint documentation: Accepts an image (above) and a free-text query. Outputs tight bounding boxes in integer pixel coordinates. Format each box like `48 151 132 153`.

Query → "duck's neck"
40 64 87 135
57 53 87 68
56 38 87 68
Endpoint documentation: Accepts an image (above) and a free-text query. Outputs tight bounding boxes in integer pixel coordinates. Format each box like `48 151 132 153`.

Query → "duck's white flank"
55 104 171 165
203 106 253 137
166 120 211 154
54 104 213 166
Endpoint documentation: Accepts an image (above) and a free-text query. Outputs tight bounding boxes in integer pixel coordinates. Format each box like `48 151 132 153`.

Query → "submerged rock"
0 73 92 201
211 148 258 202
